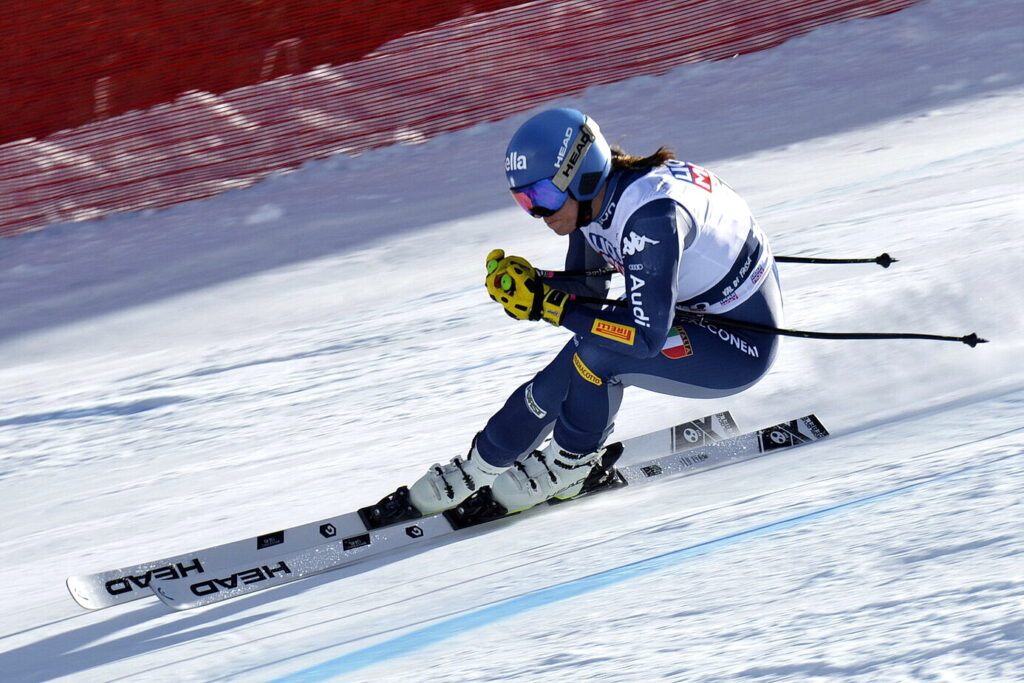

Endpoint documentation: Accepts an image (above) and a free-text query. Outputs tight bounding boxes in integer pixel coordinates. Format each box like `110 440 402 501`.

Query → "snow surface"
1 0 1023 680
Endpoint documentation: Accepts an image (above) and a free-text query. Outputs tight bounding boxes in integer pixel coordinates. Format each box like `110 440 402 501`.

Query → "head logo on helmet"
504 108 612 202
554 127 574 167
552 123 595 192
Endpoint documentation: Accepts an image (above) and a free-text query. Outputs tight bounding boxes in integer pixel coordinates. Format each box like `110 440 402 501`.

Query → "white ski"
67 411 739 610
149 414 827 610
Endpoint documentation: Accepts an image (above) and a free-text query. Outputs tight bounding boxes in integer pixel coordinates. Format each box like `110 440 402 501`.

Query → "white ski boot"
490 439 604 513
408 438 507 515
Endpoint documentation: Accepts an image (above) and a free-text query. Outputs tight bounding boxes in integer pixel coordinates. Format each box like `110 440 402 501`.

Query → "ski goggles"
511 178 569 218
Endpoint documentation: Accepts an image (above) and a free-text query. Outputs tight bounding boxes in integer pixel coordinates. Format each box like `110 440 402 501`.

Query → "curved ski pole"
558 294 988 347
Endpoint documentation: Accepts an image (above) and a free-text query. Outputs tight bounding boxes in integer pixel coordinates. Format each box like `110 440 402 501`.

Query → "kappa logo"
622 231 660 256
505 151 528 172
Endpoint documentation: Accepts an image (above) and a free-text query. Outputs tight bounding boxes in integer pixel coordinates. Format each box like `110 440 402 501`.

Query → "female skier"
408 107 782 515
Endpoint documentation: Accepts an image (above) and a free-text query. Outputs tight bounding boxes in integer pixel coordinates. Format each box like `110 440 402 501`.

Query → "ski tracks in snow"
180 391 1024 681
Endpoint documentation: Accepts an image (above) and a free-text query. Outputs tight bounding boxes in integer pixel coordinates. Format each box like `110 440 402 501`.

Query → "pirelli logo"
592 319 636 345
572 353 603 386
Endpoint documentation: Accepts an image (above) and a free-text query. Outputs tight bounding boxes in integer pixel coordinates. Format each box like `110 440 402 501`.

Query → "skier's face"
543 196 579 236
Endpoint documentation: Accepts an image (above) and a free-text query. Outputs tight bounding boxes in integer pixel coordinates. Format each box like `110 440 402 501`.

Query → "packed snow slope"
1 0 1022 681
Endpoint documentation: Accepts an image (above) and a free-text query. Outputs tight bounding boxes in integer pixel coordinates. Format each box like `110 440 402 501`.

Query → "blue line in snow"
272 451 1019 682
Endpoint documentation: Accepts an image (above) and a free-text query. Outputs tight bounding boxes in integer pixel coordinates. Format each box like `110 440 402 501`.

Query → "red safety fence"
0 0 922 238
1 1 523 145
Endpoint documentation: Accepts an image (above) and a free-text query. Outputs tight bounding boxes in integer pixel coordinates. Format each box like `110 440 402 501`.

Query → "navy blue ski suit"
476 164 783 463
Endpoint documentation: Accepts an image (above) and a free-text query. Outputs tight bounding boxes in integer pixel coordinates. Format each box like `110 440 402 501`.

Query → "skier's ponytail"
609 145 676 171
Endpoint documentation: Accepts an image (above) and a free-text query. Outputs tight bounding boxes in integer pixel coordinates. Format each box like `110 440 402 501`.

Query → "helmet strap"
576 199 594 227
552 121 596 192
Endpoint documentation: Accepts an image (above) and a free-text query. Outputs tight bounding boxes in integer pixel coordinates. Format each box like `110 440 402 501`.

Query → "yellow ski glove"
484 249 569 326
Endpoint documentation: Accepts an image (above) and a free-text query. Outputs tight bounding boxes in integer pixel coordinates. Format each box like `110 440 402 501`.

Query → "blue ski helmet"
504 108 612 202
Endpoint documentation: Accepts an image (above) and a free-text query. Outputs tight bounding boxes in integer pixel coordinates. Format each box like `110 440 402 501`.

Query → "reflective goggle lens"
511 179 568 218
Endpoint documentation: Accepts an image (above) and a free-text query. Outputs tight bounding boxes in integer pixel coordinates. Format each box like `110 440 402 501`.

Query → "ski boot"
407 437 507 515
490 439 604 513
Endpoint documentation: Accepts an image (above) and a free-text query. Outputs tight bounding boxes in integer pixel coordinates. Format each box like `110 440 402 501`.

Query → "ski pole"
561 294 987 347
775 253 896 267
536 253 897 279
674 311 987 347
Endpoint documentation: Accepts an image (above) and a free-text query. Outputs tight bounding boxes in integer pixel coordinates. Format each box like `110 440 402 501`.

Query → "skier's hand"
484 249 568 326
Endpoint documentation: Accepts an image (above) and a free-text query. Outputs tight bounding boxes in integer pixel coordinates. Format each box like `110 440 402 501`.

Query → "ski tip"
152 583 177 605
150 582 199 611
66 576 102 610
